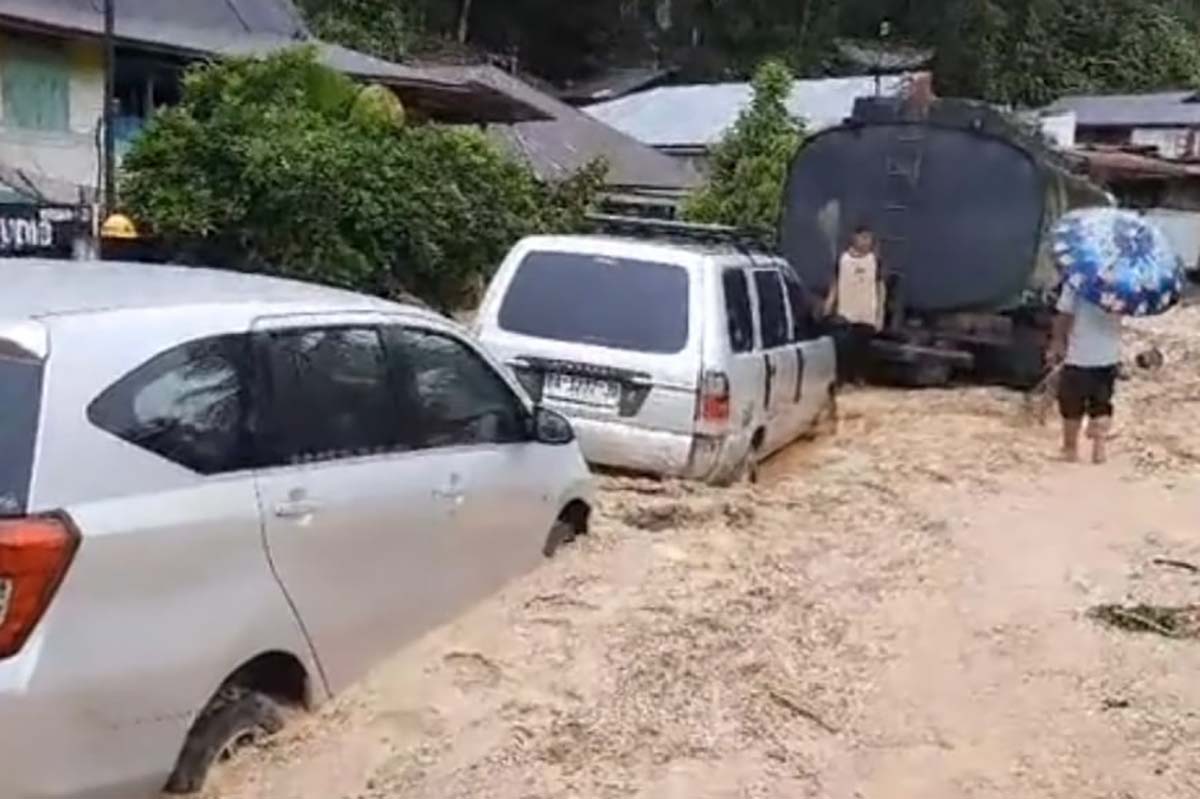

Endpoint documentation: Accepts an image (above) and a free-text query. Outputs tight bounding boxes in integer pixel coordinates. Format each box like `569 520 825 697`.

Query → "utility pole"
102 0 116 218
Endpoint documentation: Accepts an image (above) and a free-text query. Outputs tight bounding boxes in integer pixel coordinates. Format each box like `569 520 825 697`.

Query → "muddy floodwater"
205 305 1200 799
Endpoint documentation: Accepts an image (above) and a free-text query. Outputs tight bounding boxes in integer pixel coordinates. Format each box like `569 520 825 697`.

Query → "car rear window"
497 251 690 354
0 353 43 517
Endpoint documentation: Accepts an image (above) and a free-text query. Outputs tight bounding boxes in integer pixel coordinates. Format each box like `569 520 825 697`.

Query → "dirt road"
207 307 1200 799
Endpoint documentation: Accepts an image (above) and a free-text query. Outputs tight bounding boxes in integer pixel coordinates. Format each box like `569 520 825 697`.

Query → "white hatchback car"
475 221 837 483
0 260 592 799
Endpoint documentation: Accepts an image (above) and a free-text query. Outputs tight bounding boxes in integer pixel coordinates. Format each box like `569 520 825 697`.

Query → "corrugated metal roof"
585 74 914 149
559 67 674 105
0 1 550 122
418 65 700 192
1047 92 1200 128
0 0 307 40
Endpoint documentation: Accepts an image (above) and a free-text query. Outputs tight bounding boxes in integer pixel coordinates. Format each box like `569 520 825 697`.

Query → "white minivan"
475 221 838 483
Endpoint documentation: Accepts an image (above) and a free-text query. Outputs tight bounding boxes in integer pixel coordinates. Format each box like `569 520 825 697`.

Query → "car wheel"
164 685 285 794
545 517 583 557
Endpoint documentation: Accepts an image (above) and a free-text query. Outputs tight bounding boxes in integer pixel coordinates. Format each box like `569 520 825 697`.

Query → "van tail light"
0 516 78 660
698 370 732 425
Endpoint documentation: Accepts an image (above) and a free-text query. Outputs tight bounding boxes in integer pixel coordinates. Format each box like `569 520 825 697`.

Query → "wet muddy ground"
204 305 1200 799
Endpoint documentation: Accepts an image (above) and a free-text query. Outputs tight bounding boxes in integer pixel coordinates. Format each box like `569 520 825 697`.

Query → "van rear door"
487 249 700 435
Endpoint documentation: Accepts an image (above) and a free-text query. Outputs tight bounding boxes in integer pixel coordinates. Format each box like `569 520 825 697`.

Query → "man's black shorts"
1058 364 1117 420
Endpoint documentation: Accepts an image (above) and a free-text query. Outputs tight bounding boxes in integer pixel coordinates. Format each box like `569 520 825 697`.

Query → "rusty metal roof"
1075 147 1200 180
417 64 700 192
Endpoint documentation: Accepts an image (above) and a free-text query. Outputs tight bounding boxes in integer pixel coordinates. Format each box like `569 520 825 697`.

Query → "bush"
682 60 803 242
121 47 604 309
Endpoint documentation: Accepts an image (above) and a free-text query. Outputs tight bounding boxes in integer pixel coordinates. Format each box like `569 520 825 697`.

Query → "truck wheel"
164 685 285 794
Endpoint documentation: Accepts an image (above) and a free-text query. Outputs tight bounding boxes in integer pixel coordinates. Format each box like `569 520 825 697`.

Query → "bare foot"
1060 448 1080 463
1092 446 1108 465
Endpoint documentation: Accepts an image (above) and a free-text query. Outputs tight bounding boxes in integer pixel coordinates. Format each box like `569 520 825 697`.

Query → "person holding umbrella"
1049 208 1185 463
1047 282 1123 463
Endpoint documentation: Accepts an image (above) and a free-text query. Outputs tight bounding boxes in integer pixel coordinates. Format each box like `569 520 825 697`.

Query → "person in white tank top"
825 228 885 329
824 226 886 383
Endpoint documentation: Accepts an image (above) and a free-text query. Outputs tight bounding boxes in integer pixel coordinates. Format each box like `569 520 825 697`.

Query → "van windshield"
497 251 690 354
0 353 43 517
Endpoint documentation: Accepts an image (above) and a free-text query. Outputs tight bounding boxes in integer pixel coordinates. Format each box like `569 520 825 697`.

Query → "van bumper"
0 644 182 799
568 417 733 481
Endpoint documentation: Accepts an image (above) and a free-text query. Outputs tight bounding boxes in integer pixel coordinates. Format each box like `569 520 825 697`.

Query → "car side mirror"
532 406 575 445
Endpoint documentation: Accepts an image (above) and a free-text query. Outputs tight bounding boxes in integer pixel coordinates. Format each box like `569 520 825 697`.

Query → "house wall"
1129 127 1200 160
1144 208 1200 271
0 31 105 199
1079 124 1200 160
660 147 711 180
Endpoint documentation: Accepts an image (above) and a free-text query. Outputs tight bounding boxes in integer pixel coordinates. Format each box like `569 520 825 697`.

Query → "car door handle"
274 500 322 519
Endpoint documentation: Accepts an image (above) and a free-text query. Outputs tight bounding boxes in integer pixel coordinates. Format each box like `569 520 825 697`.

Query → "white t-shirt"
1057 285 1122 367
835 250 883 328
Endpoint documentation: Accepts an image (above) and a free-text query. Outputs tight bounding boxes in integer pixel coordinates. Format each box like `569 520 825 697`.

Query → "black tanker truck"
780 96 1112 388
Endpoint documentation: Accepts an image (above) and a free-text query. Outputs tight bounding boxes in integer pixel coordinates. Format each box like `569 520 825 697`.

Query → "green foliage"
301 0 1200 107
121 47 604 310
925 0 1200 106
298 0 415 61
683 60 803 240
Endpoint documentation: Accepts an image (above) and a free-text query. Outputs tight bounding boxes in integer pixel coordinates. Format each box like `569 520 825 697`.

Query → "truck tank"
780 96 1111 386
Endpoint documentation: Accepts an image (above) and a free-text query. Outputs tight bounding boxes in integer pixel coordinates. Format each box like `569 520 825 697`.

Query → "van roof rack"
585 213 776 253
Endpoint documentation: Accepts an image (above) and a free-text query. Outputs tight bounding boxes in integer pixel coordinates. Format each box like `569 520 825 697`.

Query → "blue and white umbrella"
1051 207 1185 317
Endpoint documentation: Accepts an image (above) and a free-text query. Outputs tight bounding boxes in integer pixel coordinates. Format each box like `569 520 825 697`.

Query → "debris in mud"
524 593 600 612
1089 604 1200 639
763 687 840 735
620 499 755 532
1150 558 1200 574
621 502 702 531
441 651 503 688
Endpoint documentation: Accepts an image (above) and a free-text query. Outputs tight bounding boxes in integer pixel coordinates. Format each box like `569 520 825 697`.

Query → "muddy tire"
543 519 577 558
714 447 758 487
164 686 285 794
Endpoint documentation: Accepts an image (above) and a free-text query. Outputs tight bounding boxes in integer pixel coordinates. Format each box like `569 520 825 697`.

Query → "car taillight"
0 516 78 659
698 370 731 424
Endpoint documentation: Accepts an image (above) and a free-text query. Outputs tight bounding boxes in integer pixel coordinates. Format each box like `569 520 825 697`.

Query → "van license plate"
544 373 621 409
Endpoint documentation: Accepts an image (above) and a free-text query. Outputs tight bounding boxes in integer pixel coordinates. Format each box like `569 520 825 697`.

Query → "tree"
683 60 803 240
121 47 604 310
298 0 415 61
299 0 1200 107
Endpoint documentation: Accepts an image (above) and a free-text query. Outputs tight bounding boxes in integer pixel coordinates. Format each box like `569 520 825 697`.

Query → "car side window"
88 334 253 475
722 268 755 354
259 327 401 466
385 327 527 449
754 270 790 349
785 273 819 340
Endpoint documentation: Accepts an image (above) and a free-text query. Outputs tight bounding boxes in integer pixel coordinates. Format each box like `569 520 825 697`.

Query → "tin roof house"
417 63 699 212
0 0 548 210
585 73 921 176
0 1 698 251
1047 91 1200 162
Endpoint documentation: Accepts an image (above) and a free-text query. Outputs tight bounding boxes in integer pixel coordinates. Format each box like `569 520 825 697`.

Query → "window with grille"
2 44 70 132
